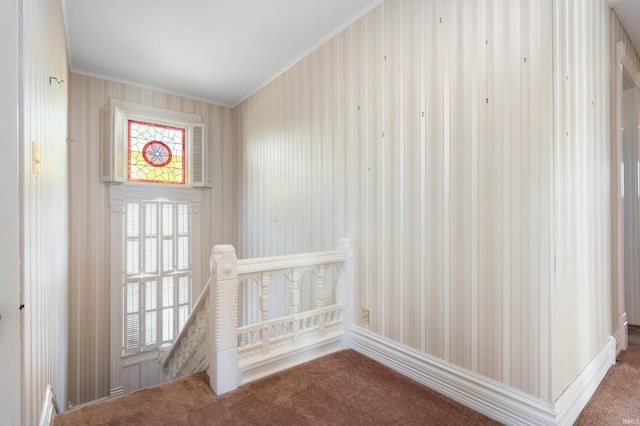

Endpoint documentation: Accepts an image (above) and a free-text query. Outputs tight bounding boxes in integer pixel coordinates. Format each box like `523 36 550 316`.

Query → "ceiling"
611 0 640 60
63 0 380 107
63 1 640 108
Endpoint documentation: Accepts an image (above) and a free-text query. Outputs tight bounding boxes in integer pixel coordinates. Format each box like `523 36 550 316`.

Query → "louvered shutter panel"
191 123 211 187
100 106 127 183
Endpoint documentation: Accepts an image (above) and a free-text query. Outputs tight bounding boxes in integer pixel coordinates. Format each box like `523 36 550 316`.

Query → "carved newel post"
207 244 239 394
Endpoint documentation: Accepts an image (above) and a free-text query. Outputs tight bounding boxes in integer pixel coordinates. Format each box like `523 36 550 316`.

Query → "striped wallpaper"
610 8 640 350
551 0 611 400
21 0 70 423
236 0 612 402
67 75 237 405
65 0 634 409
0 0 21 423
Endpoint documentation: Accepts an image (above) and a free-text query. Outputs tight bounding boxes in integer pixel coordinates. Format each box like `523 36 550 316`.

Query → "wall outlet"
361 308 370 326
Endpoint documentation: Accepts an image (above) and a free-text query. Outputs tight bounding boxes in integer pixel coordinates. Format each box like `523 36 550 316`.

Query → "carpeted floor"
55 350 498 426
575 325 640 425
56 328 640 425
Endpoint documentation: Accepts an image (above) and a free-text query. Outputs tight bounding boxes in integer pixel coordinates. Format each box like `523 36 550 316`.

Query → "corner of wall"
553 337 616 426
351 327 616 426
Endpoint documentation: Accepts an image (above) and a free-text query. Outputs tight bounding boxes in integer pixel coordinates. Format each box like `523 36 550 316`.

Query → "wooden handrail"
160 238 353 393
237 250 343 275
160 279 211 368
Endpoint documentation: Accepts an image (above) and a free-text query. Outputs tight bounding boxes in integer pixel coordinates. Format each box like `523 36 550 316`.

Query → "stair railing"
159 238 353 395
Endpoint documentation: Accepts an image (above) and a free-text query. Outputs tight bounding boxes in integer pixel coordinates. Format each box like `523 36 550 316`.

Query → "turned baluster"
260 272 271 355
290 269 300 345
316 265 326 337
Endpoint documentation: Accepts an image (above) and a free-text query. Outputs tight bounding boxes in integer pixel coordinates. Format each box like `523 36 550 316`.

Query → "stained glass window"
128 120 185 184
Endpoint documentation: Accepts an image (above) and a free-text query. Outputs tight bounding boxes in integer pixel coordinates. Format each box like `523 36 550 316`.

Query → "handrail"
163 248 345 370
160 279 211 368
237 250 343 275
159 238 353 394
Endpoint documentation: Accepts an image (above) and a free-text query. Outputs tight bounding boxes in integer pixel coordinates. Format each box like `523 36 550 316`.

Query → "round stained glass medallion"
142 141 172 167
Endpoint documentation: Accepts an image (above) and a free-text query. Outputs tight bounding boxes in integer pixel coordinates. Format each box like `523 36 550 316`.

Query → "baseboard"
68 396 110 411
350 327 615 426
109 386 124 398
613 314 628 355
38 385 60 426
350 326 555 425
239 334 343 386
553 336 616 426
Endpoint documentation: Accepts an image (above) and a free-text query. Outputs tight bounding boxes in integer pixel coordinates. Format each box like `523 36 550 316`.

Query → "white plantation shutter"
162 276 174 342
177 203 189 270
145 310 157 346
127 241 140 275
162 203 174 273
127 203 139 236
190 123 211 187
126 282 140 349
122 201 191 355
100 106 127 183
162 204 173 236
162 240 173 272
177 237 188 270
145 239 158 274
145 280 158 346
177 204 189 234
144 203 158 274
178 276 190 330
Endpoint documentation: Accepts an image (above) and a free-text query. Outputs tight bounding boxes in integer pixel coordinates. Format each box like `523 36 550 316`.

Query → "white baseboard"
38 385 60 426
553 336 616 426
349 326 614 426
239 334 343 386
68 396 110 411
109 386 124 398
613 314 628 355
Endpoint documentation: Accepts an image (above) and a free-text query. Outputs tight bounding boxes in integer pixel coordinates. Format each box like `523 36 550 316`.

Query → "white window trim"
110 98 202 126
101 98 211 187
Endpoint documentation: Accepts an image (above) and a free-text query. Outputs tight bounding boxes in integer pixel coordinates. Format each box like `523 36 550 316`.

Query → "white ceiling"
63 0 381 107
611 0 640 59
63 0 640 108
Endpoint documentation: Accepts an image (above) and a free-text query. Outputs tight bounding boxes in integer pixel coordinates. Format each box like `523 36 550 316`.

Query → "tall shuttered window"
123 201 191 355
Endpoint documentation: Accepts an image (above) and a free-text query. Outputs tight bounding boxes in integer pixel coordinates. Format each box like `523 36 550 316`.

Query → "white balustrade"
159 238 353 395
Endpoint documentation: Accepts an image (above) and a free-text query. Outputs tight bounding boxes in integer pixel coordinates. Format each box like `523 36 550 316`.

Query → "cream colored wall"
21 0 70 423
610 9 640 348
550 0 612 400
611 11 640 73
0 0 22 423
622 88 640 324
236 0 556 400
65 0 618 408
67 74 237 406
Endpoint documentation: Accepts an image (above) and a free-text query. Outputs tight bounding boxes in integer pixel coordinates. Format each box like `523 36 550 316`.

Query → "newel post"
340 238 353 349
207 244 239 394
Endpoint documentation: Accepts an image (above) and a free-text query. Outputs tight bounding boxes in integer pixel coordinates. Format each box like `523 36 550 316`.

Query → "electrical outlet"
361 308 370 326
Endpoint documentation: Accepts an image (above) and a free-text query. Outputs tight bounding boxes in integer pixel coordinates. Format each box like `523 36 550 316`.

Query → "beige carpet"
55 350 498 425
56 328 640 425
576 325 640 425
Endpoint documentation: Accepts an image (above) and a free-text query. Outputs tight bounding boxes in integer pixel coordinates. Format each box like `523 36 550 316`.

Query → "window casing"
108 102 206 397
101 98 211 187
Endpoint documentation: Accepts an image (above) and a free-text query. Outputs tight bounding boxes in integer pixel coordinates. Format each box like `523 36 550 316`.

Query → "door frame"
613 41 640 354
